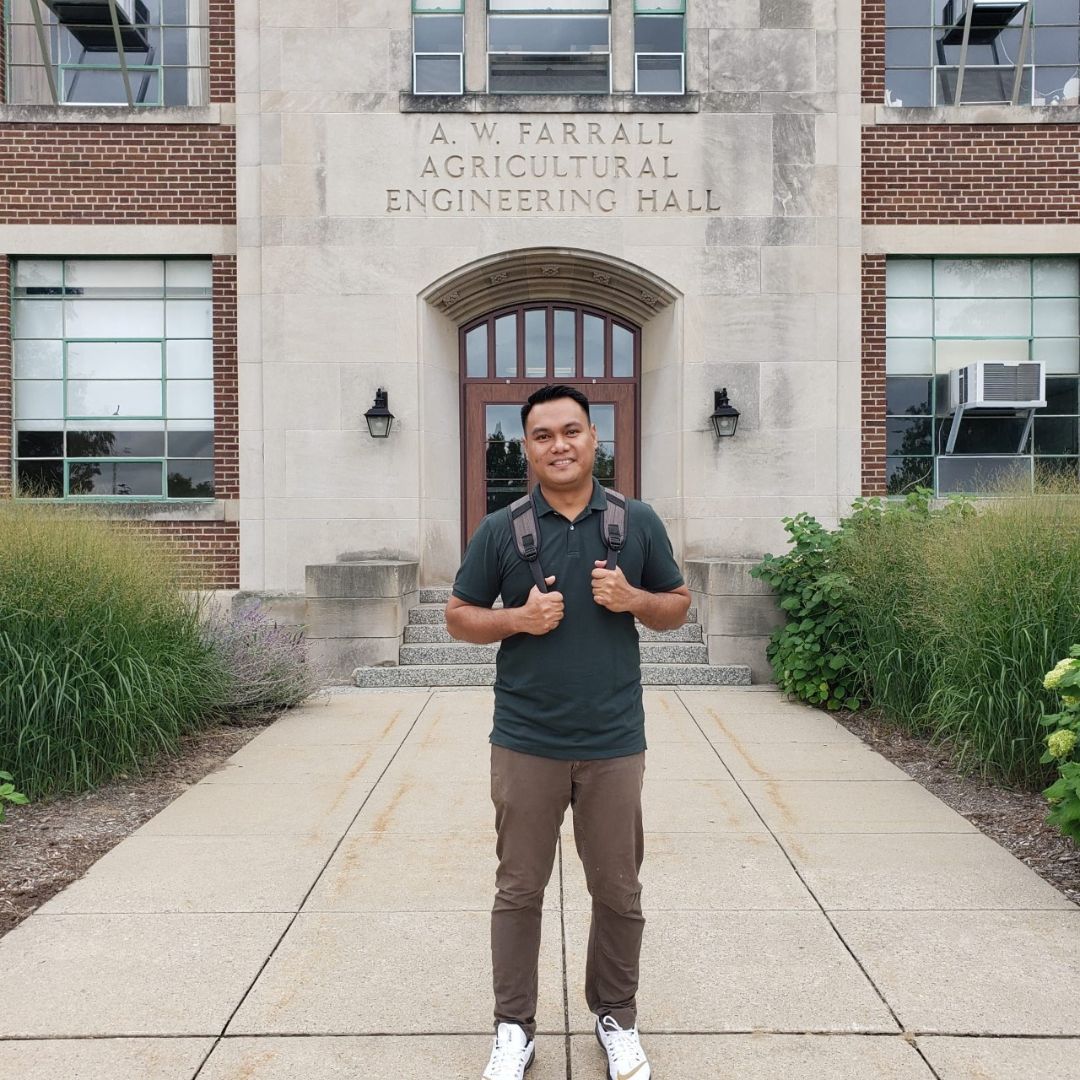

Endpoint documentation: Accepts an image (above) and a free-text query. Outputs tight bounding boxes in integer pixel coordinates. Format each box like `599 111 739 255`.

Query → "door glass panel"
525 310 547 378
590 403 615 441
553 309 576 377
594 441 616 479
466 324 488 378
495 314 517 377
486 480 527 516
612 324 634 377
583 314 604 377
486 404 524 442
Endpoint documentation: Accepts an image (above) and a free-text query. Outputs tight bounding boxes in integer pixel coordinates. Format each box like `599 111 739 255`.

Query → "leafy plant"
0 771 29 823
1039 647 1080 842
751 512 863 710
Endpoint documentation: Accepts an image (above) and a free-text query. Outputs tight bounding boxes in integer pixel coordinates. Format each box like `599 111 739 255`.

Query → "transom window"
487 0 611 95
11 258 215 500
885 0 1080 107
462 303 637 381
634 0 685 95
885 256 1079 496
5 0 209 107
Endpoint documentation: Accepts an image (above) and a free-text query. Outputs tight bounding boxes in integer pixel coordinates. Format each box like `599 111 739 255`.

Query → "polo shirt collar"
533 480 607 518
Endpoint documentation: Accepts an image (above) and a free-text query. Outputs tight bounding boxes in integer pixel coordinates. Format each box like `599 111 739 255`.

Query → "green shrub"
1039 648 1080 842
0 770 29 822
0 504 229 798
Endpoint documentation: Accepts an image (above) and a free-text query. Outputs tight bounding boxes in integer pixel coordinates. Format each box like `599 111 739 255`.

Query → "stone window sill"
400 92 699 114
0 104 226 125
870 103 1080 125
32 500 235 523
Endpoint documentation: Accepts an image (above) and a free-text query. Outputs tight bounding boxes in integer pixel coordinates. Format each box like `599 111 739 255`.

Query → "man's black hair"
521 384 591 433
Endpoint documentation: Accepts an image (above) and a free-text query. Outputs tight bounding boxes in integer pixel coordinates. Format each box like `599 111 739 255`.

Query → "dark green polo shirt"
452 480 684 760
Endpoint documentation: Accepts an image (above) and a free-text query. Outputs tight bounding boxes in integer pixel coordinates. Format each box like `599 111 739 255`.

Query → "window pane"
554 310 576 376
938 456 1031 495
168 430 215 457
594 442 616 479
166 380 214 419
886 28 931 66
490 53 610 93
887 376 932 416
68 341 162 379
14 340 63 379
68 429 165 457
1034 66 1080 105
415 54 462 93
166 299 213 337
167 339 214 378
583 314 604 377
165 260 212 296
14 300 62 338
167 460 215 498
940 415 1032 454
1040 377 1080 415
525 310 547 378
486 404 524 442
887 417 933 456
14 260 63 290
489 16 609 52
69 461 163 497
490 0 609 10
635 14 682 52
1036 457 1080 485
68 380 162 418
1034 259 1080 297
17 461 64 498
885 68 932 106
636 54 683 93
487 437 527 479
1034 298 1080 335
466 324 489 378
16 430 63 458
66 299 164 338
635 0 685 11
887 259 933 298
1035 417 1080 455
934 259 1030 298
886 338 934 374
934 298 1030 336
13 381 63 420
413 0 464 11
1033 27 1080 66
937 66 1031 105
934 337 1029 373
886 456 934 496
1033 337 1080 374
591 403 615 441
612 325 634 377
887 298 933 335
415 14 463 51
886 0 923 25
66 259 163 295
495 314 518 378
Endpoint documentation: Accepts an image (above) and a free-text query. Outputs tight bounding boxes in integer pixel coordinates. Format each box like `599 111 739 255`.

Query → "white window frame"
412 1 464 96
633 1 685 95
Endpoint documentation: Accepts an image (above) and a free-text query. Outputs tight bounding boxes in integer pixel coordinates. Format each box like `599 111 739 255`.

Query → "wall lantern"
710 388 740 439
365 388 395 439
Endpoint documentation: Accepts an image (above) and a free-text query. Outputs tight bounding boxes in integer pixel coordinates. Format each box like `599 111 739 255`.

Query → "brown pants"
490 743 646 1039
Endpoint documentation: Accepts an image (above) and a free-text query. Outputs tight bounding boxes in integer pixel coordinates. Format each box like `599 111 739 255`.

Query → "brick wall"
0 258 10 499
0 125 235 224
213 256 239 500
863 125 1080 224
140 520 240 590
862 255 887 497
862 0 885 105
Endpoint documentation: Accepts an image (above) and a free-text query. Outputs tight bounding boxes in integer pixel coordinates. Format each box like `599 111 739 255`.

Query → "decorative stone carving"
640 291 659 306
592 271 612 285
489 272 508 285
440 290 460 307
540 265 560 276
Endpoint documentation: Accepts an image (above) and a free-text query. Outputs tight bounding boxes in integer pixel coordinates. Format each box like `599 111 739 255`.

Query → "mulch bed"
833 708 1080 906
0 720 271 938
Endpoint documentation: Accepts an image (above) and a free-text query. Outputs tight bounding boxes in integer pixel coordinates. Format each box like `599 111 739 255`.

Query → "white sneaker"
482 1021 535 1080
595 1014 651 1080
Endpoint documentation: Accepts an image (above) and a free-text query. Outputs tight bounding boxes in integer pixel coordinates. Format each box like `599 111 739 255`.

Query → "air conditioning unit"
940 1 1028 44
948 360 1045 412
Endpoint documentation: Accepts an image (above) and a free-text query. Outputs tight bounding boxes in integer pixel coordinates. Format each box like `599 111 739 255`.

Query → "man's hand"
516 576 565 635
591 562 639 613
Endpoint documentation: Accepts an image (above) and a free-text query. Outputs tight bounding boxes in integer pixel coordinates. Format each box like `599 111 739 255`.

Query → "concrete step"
353 663 750 688
407 603 699 626
399 642 711 666
420 586 453 604
403 622 704 644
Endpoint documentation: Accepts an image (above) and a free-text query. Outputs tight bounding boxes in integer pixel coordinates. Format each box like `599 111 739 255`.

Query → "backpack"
507 488 629 594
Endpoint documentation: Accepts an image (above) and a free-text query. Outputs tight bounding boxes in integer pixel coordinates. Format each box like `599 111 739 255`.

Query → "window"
12 258 215 500
488 0 611 94
413 0 464 95
885 0 1080 106
634 0 685 95
885 257 1080 495
5 0 209 106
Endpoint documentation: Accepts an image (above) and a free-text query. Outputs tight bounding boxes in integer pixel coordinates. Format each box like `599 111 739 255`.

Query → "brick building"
1 2 1077 678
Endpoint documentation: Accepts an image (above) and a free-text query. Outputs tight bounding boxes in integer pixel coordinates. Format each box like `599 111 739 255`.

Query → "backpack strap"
507 492 549 594
600 489 629 571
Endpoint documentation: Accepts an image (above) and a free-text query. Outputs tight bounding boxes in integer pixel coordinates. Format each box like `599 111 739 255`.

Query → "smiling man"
446 384 691 1080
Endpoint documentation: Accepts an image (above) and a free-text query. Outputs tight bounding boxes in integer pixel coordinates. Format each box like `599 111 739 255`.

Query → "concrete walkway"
1 688 1079 1079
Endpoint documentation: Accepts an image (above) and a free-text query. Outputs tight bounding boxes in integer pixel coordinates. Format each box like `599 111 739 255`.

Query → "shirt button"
570 525 574 531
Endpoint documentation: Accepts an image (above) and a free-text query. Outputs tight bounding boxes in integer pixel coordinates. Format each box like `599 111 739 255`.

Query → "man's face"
524 397 597 492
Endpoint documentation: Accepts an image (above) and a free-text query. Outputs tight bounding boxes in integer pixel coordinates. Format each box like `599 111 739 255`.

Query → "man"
446 384 691 1080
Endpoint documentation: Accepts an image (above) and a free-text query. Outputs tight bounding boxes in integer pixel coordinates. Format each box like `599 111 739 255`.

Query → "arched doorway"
460 301 639 541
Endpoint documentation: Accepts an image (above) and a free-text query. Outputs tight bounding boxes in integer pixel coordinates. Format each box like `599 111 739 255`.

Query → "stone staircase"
353 587 752 687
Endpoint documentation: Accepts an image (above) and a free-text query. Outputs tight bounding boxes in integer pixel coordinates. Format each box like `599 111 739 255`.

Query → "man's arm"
446 578 565 644
590 563 692 631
